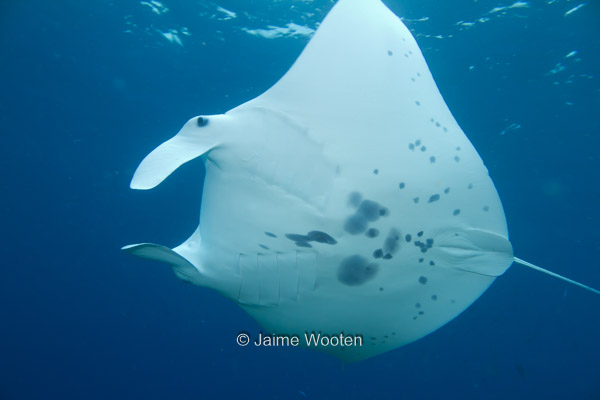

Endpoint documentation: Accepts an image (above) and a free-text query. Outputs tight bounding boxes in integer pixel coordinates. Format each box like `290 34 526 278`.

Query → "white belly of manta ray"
123 0 599 362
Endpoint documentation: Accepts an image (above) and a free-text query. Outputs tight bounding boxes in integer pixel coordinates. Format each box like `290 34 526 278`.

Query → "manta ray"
123 0 599 361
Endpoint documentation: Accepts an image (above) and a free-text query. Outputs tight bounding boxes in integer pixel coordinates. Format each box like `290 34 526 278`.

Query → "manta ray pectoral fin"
514 257 600 296
130 115 223 190
122 243 203 285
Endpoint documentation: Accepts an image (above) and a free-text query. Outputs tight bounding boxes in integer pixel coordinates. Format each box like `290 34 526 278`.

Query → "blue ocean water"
1 0 599 399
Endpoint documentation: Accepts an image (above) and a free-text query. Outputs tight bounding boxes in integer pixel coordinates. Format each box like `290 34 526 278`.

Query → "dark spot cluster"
429 117 448 133
411 188 452 208
344 195 389 235
372 229 402 261
337 255 379 286
284 231 337 248
414 237 434 253
408 139 426 152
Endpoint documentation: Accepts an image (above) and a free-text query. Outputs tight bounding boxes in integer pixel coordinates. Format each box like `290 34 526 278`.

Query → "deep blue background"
1 0 599 399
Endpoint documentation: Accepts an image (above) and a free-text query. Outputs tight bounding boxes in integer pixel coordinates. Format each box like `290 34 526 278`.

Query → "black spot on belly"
259 244 269 250
453 209 461 216
344 214 368 235
307 231 337 245
418 258 424 263
421 146 427 152
415 303 421 308
483 206 490 212
358 200 382 222
417 231 424 237
373 249 384 259
409 143 415 151
418 276 428 285
348 192 363 208
413 197 420 204
429 156 436 163
431 294 438 300
383 229 401 254
429 260 435 266
415 140 421 146
405 234 412 242
428 194 440 203
399 182 406 189
379 207 389 217
337 255 379 286
383 254 393 260
444 187 450 194
388 50 393 56
373 169 379 175
265 232 277 238
415 238 434 253
366 228 380 238
295 241 312 248
285 233 310 242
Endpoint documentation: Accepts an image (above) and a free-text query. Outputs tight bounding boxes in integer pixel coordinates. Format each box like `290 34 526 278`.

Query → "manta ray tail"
122 243 204 285
514 257 600 296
